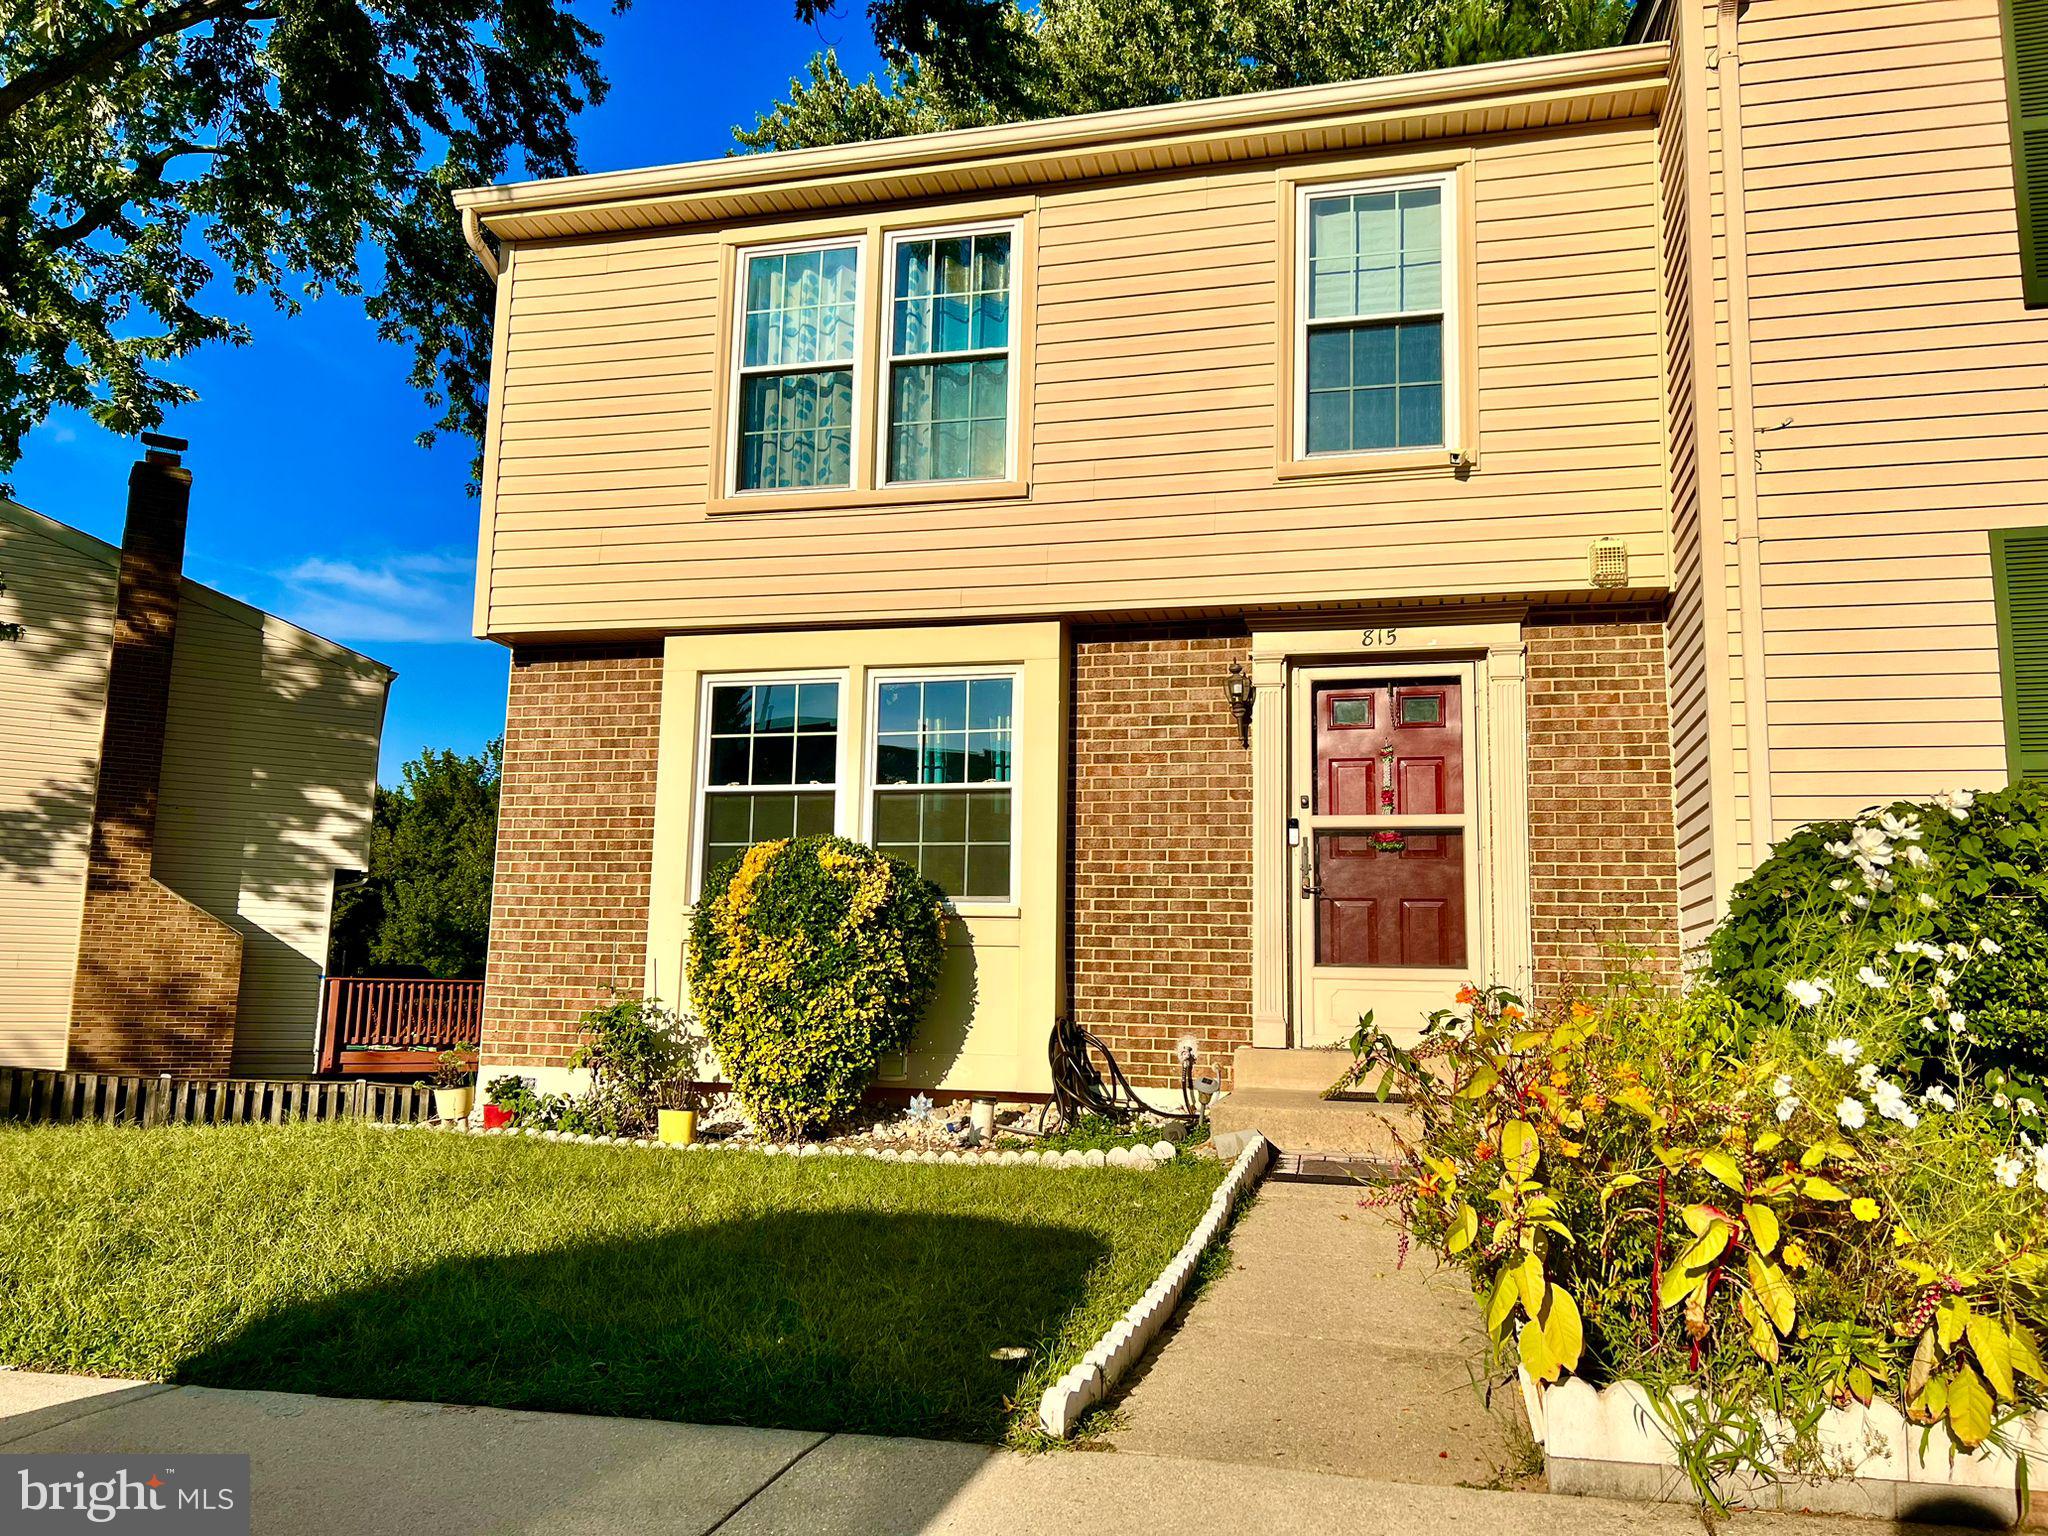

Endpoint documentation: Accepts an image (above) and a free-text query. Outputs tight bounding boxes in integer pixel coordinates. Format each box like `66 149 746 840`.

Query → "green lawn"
0 1122 1223 1443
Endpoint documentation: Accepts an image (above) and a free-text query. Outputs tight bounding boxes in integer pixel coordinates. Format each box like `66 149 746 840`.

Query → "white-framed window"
730 238 863 492
866 668 1018 904
880 222 1019 485
694 673 847 895
1295 172 1456 457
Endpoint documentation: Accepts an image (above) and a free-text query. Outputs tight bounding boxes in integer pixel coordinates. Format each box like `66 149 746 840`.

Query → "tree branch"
0 0 275 125
34 142 221 252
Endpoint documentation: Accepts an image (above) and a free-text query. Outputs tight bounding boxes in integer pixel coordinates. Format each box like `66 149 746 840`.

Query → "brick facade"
1068 623 1254 1090
1525 605 1683 999
481 643 665 1067
67 455 242 1077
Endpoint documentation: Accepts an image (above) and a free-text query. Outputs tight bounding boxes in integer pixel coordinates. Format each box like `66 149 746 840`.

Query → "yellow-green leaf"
1948 1364 1995 1448
1515 1251 1547 1320
1738 1291 1779 1363
1699 1149 1744 1192
1800 1145 1827 1170
1682 1203 1722 1237
1847 1365 1875 1404
1541 1285 1585 1373
1617 1086 1661 1122
1744 1202 1780 1256
1660 1224 1729 1309
1518 1309 1561 1384
1447 1203 1479 1255
2011 1326 2048 1385
1939 1297 1973 1351
1746 1251 1796 1335
1851 1197 1880 1223
1801 1176 1850 1202
1753 1130 1784 1155
1501 1119 1540 1182
1907 1327 1938 1401
1600 1173 1644 1209
1485 1269 1518 1336
1969 1314 2016 1402
1457 1064 1500 1100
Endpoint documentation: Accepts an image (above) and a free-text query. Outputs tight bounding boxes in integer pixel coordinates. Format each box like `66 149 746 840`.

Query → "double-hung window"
1298 175 1453 457
871 673 1016 902
698 679 842 884
884 227 1016 483
734 242 861 491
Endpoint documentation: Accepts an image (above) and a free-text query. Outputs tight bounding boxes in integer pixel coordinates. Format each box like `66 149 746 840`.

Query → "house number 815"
1360 627 1398 647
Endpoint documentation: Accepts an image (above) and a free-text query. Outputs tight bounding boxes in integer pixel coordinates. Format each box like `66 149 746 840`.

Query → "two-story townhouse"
453 0 2048 1117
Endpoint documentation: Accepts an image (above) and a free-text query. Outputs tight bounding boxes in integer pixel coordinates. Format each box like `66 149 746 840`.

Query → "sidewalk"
0 1370 1938 1535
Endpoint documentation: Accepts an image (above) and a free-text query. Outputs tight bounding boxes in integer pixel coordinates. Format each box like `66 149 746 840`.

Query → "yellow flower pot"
658 1108 699 1146
433 1086 474 1122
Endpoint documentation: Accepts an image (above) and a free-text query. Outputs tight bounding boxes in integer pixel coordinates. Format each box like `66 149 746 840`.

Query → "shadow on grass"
176 1211 1107 1443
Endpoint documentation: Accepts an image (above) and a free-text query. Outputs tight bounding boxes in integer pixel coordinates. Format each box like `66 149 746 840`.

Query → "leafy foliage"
743 0 1636 151
567 993 691 1138
329 740 499 980
0 0 621 482
689 836 949 1140
1709 784 2048 1076
1360 788 2048 1501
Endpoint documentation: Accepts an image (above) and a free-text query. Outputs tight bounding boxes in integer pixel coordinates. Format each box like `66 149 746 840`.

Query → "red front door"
1311 680 1468 969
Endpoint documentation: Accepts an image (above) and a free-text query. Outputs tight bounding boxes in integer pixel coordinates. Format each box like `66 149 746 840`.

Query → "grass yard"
0 1122 1224 1443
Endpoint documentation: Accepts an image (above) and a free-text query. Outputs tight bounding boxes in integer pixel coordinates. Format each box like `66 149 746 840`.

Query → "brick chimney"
67 436 244 1077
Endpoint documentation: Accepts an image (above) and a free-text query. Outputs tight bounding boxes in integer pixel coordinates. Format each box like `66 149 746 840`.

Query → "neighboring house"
454 0 2048 1105
0 442 393 1079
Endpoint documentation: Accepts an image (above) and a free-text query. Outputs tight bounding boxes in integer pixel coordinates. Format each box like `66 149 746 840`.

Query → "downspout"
1716 0 1775 868
461 206 500 283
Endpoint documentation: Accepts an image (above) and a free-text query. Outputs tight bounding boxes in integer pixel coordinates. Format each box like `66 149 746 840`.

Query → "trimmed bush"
688 836 949 1139
1708 781 2048 1074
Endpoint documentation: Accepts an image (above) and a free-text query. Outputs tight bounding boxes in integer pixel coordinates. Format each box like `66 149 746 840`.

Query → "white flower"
1982 937 2003 956
1856 964 1890 990
1921 1016 1940 1034
1949 1011 1968 1033
1996 1092 2012 1110
1919 893 1938 909
1857 1062 1882 1091
1872 1079 1919 1127
1903 844 1932 868
1937 967 1957 986
2034 1145 2048 1194
1952 789 1976 818
2023 1098 2041 1120
1923 1085 1958 1112
1851 824 1895 864
1850 894 1870 908
1836 1096 1868 1130
1829 877 1851 892
1776 1096 1799 1123
1947 941 1971 959
1996 1153 2024 1189
1880 811 1917 839
1771 1074 1794 1098
1824 1037 1864 1066
1824 840 1855 859
1785 978 1826 1010
1928 984 1950 1008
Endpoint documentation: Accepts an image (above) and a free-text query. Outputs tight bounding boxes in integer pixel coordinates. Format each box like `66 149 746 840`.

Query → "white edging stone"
1035 1132 1272 1439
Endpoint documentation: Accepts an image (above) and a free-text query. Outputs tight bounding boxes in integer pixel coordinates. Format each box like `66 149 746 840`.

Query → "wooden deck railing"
317 978 484 1076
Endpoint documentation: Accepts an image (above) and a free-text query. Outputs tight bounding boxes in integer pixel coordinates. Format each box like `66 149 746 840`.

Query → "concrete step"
1210 1085 1418 1158
1232 1046 1357 1094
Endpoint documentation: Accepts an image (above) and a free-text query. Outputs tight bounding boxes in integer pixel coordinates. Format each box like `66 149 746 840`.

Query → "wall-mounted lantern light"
1226 659 1254 747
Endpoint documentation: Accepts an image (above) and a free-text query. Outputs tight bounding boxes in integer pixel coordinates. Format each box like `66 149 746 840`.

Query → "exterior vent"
1588 536 1629 589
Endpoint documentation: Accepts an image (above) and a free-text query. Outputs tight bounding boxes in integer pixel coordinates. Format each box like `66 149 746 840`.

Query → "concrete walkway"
1103 1175 1528 1487
0 1370 1933 1535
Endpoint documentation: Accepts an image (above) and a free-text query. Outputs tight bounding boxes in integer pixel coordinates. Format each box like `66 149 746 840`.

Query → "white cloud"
275 550 475 644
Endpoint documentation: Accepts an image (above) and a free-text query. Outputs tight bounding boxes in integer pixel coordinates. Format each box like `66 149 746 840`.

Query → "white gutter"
461 205 499 283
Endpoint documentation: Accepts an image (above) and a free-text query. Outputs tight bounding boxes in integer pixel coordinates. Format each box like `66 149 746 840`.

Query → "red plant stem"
1651 1168 1667 1349
1689 1261 1725 1373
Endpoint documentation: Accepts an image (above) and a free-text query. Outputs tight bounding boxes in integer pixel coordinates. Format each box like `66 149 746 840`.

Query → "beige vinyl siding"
0 513 117 1067
1725 0 2048 829
1657 10 1717 952
155 592 390 1079
0 502 389 1074
482 120 1672 637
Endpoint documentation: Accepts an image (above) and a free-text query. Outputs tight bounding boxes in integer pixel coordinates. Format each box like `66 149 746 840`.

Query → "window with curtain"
872 675 1015 900
1301 180 1448 455
885 229 1013 483
735 244 860 491
699 680 840 884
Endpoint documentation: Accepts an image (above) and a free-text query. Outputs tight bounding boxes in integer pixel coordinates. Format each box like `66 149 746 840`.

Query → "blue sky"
7 2 885 784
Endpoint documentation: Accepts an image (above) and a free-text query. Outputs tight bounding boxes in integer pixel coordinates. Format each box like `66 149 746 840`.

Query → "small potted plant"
482 1073 530 1129
656 1023 707 1145
431 1050 475 1121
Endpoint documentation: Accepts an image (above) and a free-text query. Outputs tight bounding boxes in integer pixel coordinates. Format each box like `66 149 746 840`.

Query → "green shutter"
1992 529 2048 779
2005 0 2048 306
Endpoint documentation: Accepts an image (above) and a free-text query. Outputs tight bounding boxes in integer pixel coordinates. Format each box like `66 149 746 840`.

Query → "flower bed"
1355 784 2048 1516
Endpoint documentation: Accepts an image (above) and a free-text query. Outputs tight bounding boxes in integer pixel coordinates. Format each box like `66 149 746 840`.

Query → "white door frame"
1246 614 1532 1049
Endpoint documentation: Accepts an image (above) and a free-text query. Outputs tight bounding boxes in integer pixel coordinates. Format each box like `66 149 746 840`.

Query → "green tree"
746 0 1636 152
331 739 499 979
0 1 624 483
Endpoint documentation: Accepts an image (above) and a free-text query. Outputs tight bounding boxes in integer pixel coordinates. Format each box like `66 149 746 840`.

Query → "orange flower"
1503 1004 1525 1022
1456 985 1479 1005
1474 1142 1497 1162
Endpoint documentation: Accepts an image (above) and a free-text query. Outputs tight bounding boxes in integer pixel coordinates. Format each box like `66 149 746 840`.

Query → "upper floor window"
1297 174 1454 458
884 228 1015 483
736 241 860 491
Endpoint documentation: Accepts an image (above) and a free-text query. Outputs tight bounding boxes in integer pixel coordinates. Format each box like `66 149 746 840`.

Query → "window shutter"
1993 529 2048 779
2007 0 2048 306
